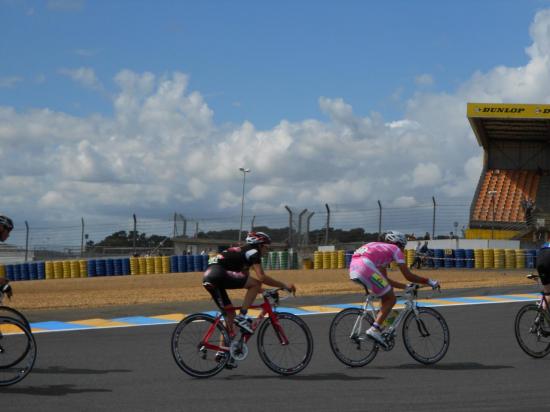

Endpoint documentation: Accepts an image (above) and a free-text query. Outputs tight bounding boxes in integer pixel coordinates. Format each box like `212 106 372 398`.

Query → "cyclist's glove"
428 279 440 290
1 282 13 299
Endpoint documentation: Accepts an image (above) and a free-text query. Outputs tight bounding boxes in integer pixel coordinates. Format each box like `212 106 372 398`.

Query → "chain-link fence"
1 198 479 262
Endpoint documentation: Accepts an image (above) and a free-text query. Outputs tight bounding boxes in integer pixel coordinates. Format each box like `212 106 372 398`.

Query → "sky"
2 0 550 245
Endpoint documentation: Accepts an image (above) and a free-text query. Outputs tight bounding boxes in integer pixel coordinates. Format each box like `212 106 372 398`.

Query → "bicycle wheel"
402 307 450 364
514 304 550 358
257 312 313 375
329 308 378 367
0 317 37 386
0 306 31 330
171 313 231 378
0 315 32 369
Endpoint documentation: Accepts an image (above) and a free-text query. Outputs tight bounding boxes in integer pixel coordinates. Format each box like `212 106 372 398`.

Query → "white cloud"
59 67 102 90
415 74 434 86
412 163 443 188
0 76 23 88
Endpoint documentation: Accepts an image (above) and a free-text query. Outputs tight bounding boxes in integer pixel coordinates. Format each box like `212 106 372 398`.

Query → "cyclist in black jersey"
0 215 13 243
537 241 550 309
203 231 296 335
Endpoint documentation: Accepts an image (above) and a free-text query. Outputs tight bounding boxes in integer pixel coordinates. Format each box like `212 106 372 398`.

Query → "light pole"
488 190 497 240
238 167 251 242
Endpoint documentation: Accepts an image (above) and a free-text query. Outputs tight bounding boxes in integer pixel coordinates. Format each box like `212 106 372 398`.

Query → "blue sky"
1 1 542 127
2 0 550 246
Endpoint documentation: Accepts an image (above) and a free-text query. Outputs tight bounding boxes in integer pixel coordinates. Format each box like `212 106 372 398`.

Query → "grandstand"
467 103 550 243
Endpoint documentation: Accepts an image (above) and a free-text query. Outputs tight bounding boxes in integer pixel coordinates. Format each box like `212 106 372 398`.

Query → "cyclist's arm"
397 263 431 285
250 263 295 292
379 266 408 289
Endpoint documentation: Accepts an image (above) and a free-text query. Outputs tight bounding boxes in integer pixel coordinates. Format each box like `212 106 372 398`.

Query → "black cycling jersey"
537 248 550 285
209 244 262 272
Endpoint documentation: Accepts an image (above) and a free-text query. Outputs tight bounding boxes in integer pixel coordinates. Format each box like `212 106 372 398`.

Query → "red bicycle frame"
201 293 289 354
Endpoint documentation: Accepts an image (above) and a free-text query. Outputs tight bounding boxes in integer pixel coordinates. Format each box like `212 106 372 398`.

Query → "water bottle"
382 309 399 329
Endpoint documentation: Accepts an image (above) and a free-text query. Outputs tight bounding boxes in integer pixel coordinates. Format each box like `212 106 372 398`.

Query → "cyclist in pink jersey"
349 230 439 348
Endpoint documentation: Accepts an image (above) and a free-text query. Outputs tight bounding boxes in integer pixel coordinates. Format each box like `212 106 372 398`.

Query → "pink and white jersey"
352 242 405 267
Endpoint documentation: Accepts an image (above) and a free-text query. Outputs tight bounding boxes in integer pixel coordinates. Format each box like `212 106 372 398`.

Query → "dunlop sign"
467 103 550 118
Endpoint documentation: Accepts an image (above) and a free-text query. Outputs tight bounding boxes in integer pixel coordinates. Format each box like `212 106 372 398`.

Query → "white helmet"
384 230 407 248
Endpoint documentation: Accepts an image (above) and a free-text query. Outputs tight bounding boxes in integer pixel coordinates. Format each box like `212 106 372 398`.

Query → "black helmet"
0 216 13 231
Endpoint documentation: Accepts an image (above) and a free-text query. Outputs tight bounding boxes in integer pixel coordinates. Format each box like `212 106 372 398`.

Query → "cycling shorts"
537 249 550 286
202 264 249 311
349 256 391 297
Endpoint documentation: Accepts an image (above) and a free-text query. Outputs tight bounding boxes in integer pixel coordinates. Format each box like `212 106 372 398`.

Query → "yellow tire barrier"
70 260 80 278
483 249 494 269
493 249 505 269
504 249 516 269
515 249 526 269
162 256 170 274
313 251 323 269
474 249 484 269
62 261 71 278
337 250 345 269
79 260 87 277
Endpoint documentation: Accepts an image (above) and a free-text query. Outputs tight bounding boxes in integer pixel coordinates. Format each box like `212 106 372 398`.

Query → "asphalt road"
1 291 549 412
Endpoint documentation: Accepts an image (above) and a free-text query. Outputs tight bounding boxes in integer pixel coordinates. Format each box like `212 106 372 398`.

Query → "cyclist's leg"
203 265 235 329
350 257 394 326
240 276 261 313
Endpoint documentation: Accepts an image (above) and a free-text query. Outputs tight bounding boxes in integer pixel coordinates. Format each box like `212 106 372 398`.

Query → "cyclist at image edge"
349 230 440 347
202 231 296 334
537 241 550 309
0 215 14 296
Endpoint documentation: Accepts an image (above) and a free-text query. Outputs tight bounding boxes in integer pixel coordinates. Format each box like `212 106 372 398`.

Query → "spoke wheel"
402 307 450 364
0 317 37 386
515 304 550 358
0 306 30 330
171 313 230 378
257 312 313 375
329 308 378 367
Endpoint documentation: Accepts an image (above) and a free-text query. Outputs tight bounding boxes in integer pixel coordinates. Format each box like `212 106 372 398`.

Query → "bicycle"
514 273 550 358
171 288 314 378
0 282 37 386
0 282 31 329
329 283 450 366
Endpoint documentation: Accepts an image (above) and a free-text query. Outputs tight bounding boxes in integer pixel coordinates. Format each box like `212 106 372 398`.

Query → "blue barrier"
105 259 114 276
95 259 106 276
465 249 475 269
433 249 444 269
87 260 97 277
122 258 130 275
187 255 195 272
182 255 191 272
20 263 29 281
29 262 38 280
455 249 465 268
345 252 353 268
5 264 14 281
201 255 208 271
37 262 46 280
170 256 178 273
113 259 122 276
526 249 537 269
194 255 204 272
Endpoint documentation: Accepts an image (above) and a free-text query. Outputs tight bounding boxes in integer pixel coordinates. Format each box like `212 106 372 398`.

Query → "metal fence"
2 198 478 262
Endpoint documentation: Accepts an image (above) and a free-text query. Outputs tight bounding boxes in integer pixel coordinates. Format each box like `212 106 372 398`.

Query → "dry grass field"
4 267 535 311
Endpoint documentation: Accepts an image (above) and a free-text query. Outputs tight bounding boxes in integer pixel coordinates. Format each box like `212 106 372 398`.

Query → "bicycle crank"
230 340 249 361
380 332 395 351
